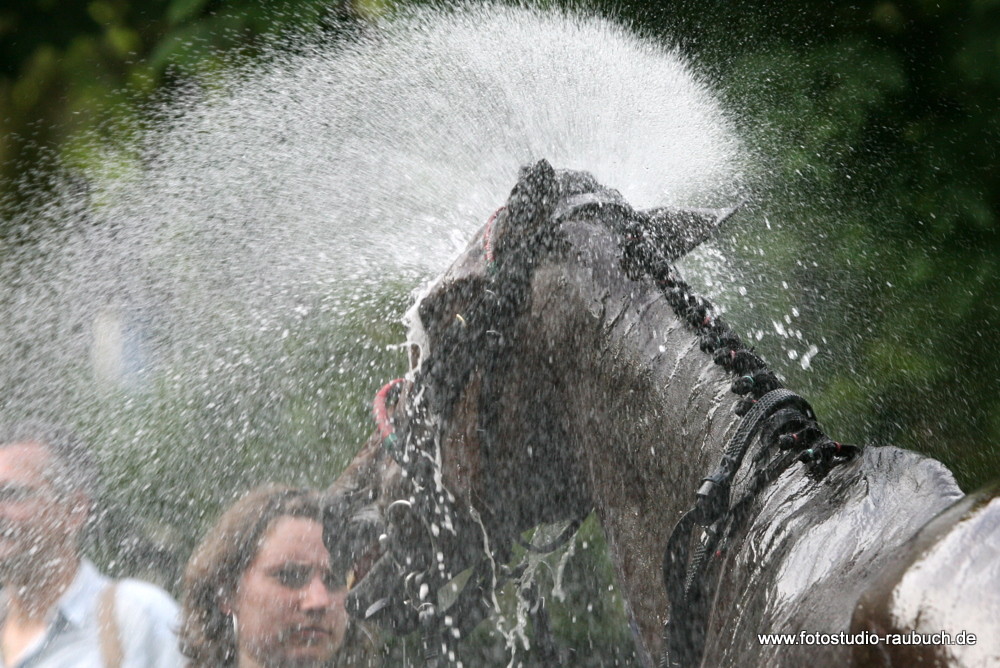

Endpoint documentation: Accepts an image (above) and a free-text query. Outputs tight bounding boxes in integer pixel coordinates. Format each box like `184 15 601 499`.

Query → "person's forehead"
254 515 328 565
0 441 53 483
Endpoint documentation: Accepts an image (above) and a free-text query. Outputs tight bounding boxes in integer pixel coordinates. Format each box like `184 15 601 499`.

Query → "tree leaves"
166 0 210 27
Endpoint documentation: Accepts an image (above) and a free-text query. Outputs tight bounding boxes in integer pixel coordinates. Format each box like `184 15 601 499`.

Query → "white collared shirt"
0 560 184 668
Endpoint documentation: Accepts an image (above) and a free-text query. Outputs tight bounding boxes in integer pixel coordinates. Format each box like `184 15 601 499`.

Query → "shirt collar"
56 560 107 629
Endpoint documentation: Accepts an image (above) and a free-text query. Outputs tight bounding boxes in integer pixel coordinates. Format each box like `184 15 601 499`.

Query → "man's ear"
219 587 235 616
66 490 91 534
220 583 241 616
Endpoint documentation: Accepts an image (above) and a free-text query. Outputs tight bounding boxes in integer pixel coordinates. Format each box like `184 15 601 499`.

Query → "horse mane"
407 159 849 485
339 159 976 667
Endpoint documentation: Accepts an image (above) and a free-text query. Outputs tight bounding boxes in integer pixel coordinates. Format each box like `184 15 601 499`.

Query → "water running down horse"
323 160 999 667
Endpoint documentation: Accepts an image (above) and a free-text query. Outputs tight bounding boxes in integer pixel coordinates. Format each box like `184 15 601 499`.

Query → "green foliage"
611 0 1000 490
0 0 359 214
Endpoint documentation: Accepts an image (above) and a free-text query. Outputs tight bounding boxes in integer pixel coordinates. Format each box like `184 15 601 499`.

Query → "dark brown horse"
323 161 999 667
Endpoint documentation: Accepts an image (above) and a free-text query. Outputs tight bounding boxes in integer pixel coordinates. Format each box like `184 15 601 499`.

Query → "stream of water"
0 3 745 510
0 4 755 663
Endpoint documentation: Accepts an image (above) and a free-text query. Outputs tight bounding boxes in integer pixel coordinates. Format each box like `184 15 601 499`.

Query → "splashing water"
0 3 745 579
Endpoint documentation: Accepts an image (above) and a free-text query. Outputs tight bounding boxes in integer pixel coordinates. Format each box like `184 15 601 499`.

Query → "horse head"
322 159 740 648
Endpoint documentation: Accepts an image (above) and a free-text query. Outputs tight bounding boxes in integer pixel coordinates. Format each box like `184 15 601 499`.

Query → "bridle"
659 387 860 667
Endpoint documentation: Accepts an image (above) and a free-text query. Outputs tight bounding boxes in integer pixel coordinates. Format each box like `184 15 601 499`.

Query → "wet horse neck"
523 220 745 660
521 220 963 666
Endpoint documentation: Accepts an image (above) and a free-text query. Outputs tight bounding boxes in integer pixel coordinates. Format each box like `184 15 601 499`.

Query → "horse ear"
492 159 559 258
639 200 744 260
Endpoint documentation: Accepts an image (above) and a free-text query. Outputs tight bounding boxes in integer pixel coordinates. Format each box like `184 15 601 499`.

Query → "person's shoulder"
114 577 180 621
112 578 187 666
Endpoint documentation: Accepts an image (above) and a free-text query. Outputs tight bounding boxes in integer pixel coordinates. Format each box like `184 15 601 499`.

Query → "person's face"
0 442 86 579
231 516 349 668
